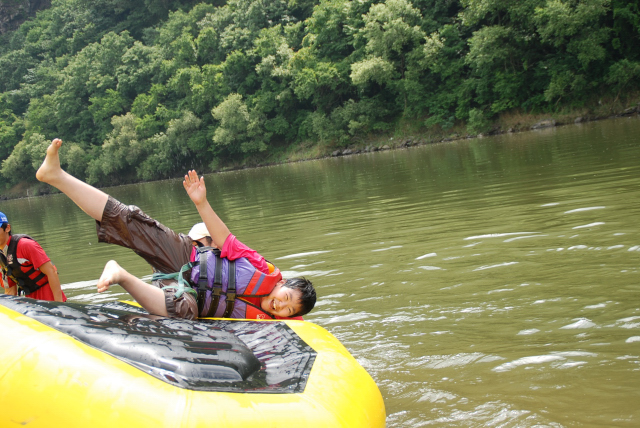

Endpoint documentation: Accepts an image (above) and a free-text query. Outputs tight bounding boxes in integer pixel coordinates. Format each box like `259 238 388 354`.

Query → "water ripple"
372 245 403 252
275 250 331 259
493 355 566 372
573 222 605 229
564 206 606 214
560 318 597 329
416 253 437 260
473 262 519 271
464 232 536 240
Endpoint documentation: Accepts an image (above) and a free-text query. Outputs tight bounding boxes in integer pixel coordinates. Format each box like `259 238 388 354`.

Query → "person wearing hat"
0 212 66 302
188 223 216 249
35 138 315 320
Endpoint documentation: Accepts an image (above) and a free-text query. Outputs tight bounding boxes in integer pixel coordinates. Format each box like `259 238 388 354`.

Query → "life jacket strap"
196 250 208 315
222 260 236 318
205 251 225 317
19 266 48 286
10 265 47 294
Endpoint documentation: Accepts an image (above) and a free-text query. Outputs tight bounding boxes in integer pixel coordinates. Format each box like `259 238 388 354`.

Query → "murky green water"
3 117 640 427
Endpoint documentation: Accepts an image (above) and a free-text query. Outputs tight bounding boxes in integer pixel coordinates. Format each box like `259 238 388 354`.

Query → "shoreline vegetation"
4 97 638 200
1 0 639 199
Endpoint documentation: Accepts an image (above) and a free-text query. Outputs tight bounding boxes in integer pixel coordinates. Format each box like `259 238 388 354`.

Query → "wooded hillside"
0 0 638 190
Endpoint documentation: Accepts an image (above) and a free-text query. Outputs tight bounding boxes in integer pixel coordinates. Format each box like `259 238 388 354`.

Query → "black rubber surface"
0 295 316 393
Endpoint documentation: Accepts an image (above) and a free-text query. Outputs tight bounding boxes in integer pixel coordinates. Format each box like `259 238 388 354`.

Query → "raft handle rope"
152 262 197 299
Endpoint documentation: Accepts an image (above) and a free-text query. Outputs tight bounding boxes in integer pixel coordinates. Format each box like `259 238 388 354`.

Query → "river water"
3 117 640 427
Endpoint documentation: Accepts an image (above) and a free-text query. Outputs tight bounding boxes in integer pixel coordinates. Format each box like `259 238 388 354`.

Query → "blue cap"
0 212 7 225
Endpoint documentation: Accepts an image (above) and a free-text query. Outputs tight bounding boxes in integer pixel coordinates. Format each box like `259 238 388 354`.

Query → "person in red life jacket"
0 212 66 302
36 138 316 320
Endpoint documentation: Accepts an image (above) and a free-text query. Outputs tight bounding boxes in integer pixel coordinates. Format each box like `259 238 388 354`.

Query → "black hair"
194 236 213 247
283 277 316 317
1 223 10 235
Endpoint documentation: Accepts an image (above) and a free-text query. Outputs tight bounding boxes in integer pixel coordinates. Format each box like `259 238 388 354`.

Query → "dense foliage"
0 0 638 188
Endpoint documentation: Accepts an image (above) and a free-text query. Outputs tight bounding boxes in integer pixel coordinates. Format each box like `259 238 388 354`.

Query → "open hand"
183 170 207 206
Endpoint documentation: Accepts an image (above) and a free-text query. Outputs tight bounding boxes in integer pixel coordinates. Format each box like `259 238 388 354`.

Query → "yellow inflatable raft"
0 295 385 427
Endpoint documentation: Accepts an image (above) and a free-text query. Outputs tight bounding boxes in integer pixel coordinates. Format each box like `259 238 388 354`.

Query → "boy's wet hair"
283 277 316 317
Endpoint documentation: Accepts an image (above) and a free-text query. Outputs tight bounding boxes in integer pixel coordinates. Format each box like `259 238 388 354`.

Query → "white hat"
188 222 210 240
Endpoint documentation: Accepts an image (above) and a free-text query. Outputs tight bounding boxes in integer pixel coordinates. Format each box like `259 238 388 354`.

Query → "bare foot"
35 138 63 183
97 260 123 293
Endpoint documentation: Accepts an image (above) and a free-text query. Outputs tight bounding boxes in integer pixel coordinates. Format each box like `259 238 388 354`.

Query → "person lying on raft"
36 138 316 321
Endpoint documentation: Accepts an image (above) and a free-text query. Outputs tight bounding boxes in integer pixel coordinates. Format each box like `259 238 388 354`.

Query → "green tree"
534 0 611 104
86 112 144 184
88 89 128 142
212 93 268 154
420 23 468 129
1 132 48 185
0 0 639 192
351 0 427 113
48 31 135 143
610 0 640 60
138 110 207 180
606 58 640 103
116 41 163 99
253 25 297 140
0 98 25 162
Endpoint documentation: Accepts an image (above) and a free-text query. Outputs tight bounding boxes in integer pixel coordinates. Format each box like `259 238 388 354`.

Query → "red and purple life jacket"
188 247 281 319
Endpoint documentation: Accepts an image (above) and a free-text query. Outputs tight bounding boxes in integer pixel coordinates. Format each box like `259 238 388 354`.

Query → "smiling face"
260 280 303 318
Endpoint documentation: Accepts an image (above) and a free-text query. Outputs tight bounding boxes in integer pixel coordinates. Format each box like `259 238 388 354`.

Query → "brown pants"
95 196 198 319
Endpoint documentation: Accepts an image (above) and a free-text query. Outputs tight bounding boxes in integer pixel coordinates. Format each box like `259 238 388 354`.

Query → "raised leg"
36 138 108 221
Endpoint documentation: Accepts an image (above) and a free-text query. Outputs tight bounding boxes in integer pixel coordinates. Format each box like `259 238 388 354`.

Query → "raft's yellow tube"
0 304 385 428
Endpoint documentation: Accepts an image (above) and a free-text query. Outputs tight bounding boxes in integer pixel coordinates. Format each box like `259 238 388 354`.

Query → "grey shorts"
95 196 198 320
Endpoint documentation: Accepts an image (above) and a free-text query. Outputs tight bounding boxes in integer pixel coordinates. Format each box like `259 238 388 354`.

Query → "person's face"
0 224 10 247
196 236 214 248
260 280 303 317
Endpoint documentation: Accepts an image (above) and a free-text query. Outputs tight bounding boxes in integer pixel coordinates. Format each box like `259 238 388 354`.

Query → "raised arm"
183 170 230 249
